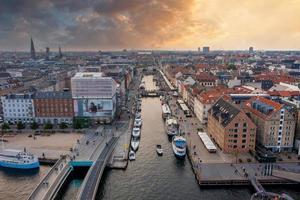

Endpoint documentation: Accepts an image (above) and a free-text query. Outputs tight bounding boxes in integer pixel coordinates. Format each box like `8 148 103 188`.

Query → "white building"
71 72 118 122
1 93 35 124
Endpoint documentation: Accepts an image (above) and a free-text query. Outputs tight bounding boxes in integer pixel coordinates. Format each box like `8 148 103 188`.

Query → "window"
243 123 247 127
242 139 246 143
235 123 238 127
242 145 245 148
234 129 238 133
243 129 247 133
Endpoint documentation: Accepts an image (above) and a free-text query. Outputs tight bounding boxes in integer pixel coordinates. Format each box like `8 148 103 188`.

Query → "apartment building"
1 93 35 124
207 98 256 154
245 97 296 152
33 91 74 124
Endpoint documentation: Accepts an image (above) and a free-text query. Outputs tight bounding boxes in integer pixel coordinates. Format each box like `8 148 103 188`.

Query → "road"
78 137 119 200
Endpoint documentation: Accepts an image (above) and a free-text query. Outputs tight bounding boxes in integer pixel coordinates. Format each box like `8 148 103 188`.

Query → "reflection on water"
0 166 50 200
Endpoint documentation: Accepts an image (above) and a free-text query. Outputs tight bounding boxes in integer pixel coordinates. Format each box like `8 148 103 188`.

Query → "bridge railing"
27 155 67 200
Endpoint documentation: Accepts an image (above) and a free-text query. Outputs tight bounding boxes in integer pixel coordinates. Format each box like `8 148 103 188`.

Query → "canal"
95 75 252 200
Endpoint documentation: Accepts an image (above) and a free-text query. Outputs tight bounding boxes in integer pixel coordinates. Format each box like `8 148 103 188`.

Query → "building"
71 72 118 123
33 91 73 124
30 38 36 60
249 47 254 53
207 98 256 153
1 93 35 124
203 46 210 54
245 97 296 152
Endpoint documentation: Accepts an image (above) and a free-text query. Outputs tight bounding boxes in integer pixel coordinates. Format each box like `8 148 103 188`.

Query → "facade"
33 91 74 124
207 98 256 154
1 93 35 124
71 72 118 122
245 97 296 152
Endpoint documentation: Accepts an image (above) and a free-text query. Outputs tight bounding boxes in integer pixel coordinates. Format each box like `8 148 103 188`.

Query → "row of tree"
1 121 69 131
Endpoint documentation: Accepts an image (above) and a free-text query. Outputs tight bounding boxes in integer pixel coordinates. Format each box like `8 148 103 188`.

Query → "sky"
0 0 300 51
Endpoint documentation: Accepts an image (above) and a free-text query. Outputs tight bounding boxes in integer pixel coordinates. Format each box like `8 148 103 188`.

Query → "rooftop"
210 97 241 127
34 91 72 99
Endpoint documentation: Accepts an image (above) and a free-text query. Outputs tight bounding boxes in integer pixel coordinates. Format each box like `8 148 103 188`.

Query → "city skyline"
0 0 300 51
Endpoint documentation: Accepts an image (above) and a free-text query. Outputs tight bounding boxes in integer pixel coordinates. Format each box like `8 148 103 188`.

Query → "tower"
30 38 36 59
58 45 62 58
45 47 50 60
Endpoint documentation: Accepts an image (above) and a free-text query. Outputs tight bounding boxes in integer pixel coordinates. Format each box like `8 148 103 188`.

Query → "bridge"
77 136 119 200
27 126 119 200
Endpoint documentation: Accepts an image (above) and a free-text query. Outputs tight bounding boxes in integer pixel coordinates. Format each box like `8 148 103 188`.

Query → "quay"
158 68 300 196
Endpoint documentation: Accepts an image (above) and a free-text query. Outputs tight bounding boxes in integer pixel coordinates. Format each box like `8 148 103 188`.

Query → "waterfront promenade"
158 69 300 188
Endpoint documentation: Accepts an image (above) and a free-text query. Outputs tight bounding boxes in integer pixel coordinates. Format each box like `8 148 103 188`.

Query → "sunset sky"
0 0 300 51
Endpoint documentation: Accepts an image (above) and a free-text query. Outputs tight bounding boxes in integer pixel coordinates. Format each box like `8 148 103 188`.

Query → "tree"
73 120 82 129
17 121 25 130
1 123 10 131
227 63 237 70
44 122 53 130
59 122 68 129
30 122 39 130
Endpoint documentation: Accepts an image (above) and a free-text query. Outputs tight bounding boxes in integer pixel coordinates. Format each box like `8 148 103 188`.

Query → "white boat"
172 136 186 159
156 144 163 156
161 104 171 119
134 118 142 127
165 117 179 137
131 138 140 151
135 112 142 119
132 127 141 138
0 149 40 169
129 150 136 161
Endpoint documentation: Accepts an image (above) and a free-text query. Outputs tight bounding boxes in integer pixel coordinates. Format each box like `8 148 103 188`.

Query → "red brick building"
207 97 256 153
33 91 74 124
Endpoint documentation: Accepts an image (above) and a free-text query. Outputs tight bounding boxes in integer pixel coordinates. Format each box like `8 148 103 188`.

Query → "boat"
134 118 142 127
129 150 136 161
172 136 186 159
161 104 171 119
0 149 40 169
131 138 140 151
132 127 141 138
165 117 179 137
156 145 163 156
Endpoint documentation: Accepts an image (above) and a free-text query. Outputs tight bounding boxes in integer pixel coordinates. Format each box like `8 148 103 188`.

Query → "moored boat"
0 149 40 169
172 136 186 159
165 117 179 137
129 150 136 161
134 118 142 127
131 138 140 151
132 127 141 138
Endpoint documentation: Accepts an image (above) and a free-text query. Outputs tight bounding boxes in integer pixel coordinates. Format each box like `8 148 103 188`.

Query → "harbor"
0 73 299 200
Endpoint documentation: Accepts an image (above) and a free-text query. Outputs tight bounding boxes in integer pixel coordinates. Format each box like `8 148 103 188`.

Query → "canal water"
96 97 252 200
0 166 50 200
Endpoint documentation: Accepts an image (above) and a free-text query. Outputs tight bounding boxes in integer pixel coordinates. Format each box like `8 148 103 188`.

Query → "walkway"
77 137 119 200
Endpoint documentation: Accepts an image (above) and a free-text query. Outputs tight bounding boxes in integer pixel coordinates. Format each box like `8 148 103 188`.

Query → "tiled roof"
244 97 283 120
34 91 72 99
210 98 241 127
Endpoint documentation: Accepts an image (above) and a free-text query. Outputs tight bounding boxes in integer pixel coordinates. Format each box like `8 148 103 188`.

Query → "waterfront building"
33 91 74 124
245 97 296 152
1 93 35 124
71 72 118 123
207 97 256 154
